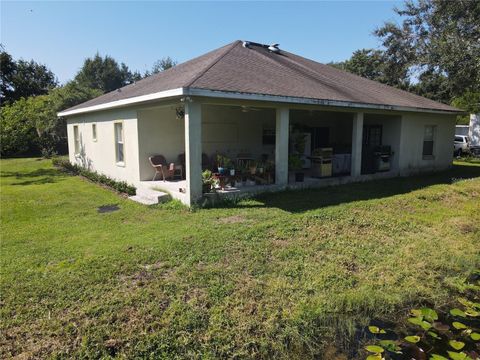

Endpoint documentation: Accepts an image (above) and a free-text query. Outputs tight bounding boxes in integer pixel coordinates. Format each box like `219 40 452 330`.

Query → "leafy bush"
364 271 480 360
0 98 41 156
52 158 136 195
1 82 101 158
288 154 303 171
202 169 216 193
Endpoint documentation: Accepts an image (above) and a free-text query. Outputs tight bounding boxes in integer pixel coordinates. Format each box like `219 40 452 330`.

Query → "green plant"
288 154 303 171
216 154 228 167
52 157 136 195
224 157 233 169
202 169 215 193
365 273 480 360
290 130 307 154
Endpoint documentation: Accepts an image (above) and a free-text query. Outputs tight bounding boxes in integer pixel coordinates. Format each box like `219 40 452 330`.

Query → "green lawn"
1 158 479 359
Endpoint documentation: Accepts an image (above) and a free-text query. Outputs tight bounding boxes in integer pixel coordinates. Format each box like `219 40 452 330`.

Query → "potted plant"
202 170 215 193
223 157 235 176
289 155 304 182
216 154 227 175
291 130 307 154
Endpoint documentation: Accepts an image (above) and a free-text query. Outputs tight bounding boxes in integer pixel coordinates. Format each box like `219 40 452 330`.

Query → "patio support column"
275 107 289 186
351 112 364 177
184 100 202 206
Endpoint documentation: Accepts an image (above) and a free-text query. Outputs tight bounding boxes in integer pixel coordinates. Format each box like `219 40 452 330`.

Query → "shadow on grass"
231 164 480 213
1 168 67 186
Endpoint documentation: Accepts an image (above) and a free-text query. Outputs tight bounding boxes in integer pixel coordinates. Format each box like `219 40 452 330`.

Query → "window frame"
73 125 80 155
114 121 125 166
92 123 97 142
422 125 436 159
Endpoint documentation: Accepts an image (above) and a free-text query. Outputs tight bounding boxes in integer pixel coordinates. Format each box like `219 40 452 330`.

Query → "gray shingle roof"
62 40 460 114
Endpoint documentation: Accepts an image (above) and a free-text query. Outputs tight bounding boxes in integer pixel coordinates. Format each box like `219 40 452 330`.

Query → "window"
423 125 436 158
262 128 275 145
73 125 80 154
92 124 97 141
114 122 124 164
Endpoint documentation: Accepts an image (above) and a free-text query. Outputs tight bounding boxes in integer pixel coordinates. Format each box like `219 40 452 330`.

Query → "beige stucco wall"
137 106 185 181
364 114 402 171
66 108 139 184
136 104 277 181
290 110 353 147
398 112 455 174
201 104 276 160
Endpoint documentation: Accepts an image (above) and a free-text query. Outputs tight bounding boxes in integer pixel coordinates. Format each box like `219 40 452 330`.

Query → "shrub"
52 157 79 173
52 158 136 195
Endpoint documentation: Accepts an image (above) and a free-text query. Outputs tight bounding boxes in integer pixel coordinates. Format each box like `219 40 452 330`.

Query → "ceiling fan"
232 105 263 113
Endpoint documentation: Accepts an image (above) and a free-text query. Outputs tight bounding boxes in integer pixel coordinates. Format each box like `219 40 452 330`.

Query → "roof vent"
268 43 280 53
242 41 250 48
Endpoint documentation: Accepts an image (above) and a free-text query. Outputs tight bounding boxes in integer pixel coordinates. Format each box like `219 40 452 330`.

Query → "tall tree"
0 49 16 103
151 56 177 74
144 56 178 77
342 49 385 82
329 48 411 89
411 70 451 104
374 0 480 98
51 81 102 111
74 53 138 93
0 49 57 105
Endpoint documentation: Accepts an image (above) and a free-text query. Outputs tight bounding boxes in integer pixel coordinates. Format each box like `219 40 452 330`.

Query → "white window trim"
114 121 125 167
73 125 80 156
92 123 97 142
422 124 436 160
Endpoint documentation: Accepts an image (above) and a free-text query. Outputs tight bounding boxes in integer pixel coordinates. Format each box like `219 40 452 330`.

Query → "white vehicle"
454 135 469 156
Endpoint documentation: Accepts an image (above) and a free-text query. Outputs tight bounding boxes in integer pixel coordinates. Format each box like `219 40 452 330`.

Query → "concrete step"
129 187 170 205
129 195 161 205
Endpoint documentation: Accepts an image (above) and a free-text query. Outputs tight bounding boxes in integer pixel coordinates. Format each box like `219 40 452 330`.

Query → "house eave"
186 88 463 115
57 87 463 117
57 88 185 117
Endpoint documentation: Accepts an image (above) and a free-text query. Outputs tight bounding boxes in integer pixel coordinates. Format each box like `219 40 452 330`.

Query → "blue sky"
1 1 402 84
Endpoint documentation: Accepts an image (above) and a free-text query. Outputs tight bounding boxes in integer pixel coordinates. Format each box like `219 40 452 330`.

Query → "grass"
1 158 479 359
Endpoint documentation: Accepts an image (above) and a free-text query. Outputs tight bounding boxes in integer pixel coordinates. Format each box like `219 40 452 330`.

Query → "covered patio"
135 99 401 206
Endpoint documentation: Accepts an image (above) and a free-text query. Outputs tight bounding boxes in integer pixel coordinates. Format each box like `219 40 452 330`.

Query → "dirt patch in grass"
119 264 176 289
451 218 478 234
271 238 291 247
141 261 167 271
218 215 246 224
459 223 477 234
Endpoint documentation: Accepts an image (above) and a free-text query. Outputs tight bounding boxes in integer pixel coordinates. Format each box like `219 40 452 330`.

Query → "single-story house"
58 40 462 206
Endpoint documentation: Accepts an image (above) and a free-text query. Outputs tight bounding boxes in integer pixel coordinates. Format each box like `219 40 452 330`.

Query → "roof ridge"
186 40 240 88
284 51 452 107
250 46 337 92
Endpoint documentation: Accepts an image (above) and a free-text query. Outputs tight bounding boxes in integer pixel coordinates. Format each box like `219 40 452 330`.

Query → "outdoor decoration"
175 106 185 120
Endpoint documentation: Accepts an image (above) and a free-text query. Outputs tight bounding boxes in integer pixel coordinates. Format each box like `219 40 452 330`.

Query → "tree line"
1 0 478 158
0 49 176 157
329 0 479 124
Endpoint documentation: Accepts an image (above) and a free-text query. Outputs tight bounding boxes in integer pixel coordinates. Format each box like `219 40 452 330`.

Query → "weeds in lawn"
1 158 479 359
